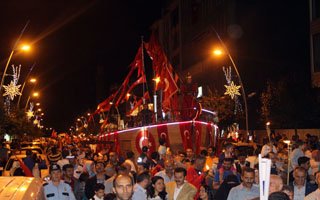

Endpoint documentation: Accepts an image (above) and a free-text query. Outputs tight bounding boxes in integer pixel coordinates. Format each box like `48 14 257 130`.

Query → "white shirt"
294 183 306 200
132 183 147 200
155 170 174 184
227 183 260 200
304 188 320 200
124 159 137 173
104 176 115 194
173 183 184 200
57 159 70 169
90 194 104 200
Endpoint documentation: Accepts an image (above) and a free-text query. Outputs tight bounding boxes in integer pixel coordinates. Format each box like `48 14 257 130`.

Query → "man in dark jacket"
289 167 317 199
85 160 109 199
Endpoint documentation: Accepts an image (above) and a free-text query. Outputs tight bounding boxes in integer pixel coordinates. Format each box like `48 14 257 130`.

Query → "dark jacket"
85 175 109 199
289 181 317 196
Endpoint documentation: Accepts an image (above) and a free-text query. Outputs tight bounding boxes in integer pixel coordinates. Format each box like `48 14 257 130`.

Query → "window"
312 0 320 20
313 33 320 72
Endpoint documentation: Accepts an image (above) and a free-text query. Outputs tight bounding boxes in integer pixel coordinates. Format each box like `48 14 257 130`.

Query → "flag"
116 44 145 106
157 124 170 147
96 93 116 113
130 46 144 77
126 75 146 96
194 122 202 154
114 132 121 155
15 155 33 177
145 32 179 111
135 129 156 154
51 130 57 138
206 123 214 146
179 122 192 150
160 66 179 110
127 92 150 116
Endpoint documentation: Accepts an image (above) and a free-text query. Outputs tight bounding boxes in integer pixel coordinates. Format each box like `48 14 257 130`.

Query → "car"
232 142 261 157
0 176 44 199
20 142 44 150
20 147 44 155
2 154 49 177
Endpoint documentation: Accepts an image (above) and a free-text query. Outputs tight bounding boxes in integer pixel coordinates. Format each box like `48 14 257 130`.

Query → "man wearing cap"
43 164 76 200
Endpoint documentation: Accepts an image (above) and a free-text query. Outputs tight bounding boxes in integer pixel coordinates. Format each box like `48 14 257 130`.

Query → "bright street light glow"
87 113 91 116
212 49 223 56
266 121 271 126
33 92 39 97
30 78 36 83
36 103 40 106
153 77 160 84
37 108 42 112
21 44 31 52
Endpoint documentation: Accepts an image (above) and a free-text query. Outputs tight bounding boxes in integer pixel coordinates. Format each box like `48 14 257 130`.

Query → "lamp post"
283 140 291 185
17 75 37 109
0 21 30 92
210 26 249 137
24 92 39 111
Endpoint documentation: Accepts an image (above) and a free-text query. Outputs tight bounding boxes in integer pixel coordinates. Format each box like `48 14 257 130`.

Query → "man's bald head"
269 174 283 194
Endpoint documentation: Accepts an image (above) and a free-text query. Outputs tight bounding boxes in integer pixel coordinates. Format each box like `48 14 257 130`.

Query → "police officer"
43 164 76 200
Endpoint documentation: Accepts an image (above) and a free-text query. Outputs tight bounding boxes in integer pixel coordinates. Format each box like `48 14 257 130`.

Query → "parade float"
95 34 220 156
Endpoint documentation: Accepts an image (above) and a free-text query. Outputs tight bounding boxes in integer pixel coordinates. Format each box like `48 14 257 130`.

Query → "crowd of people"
0 133 320 200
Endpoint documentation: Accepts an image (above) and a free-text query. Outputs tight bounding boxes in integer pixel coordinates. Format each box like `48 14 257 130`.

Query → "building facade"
310 0 320 87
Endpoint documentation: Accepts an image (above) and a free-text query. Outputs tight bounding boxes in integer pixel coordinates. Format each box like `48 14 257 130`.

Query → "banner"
114 132 120 155
157 124 170 147
179 122 192 150
207 123 214 146
194 122 202 154
135 129 156 154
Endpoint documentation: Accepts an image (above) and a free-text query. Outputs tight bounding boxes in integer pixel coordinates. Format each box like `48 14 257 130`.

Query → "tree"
201 85 244 129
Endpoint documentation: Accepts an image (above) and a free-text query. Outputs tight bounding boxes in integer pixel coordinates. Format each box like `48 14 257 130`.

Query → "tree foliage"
201 85 244 129
0 104 42 137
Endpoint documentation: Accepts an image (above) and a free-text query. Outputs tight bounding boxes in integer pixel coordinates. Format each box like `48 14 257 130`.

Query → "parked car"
0 177 44 199
2 154 49 177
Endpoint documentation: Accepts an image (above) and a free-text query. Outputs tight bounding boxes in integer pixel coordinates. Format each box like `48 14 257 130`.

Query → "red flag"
114 132 121 155
51 130 57 138
207 123 214 146
126 75 146 95
145 32 179 111
15 155 33 177
160 66 179 111
130 46 144 77
179 122 192 150
127 92 150 116
135 129 156 154
194 122 202 154
96 93 116 113
157 124 170 147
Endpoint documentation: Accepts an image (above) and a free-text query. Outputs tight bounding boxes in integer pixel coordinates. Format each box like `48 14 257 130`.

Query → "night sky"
0 1 313 131
0 0 163 131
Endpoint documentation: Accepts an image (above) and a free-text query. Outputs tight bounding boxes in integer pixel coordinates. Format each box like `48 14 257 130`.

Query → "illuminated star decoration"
26 102 34 120
3 81 22 100
224 81 241 99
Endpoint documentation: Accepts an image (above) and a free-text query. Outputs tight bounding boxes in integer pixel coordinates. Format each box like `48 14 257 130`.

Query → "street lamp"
24 91 39 111
17 75 37 109
0 44 32 92
0 21 30 92
283 140 292 185
210 26 249 137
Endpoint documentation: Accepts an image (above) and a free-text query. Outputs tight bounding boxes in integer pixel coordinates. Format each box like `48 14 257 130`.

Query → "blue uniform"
43 180 76 200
